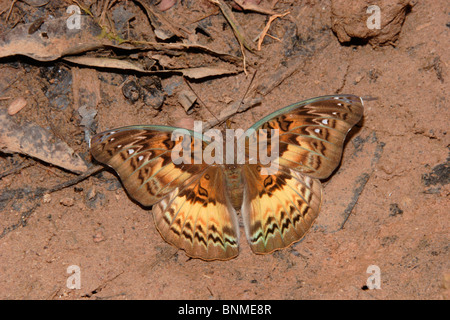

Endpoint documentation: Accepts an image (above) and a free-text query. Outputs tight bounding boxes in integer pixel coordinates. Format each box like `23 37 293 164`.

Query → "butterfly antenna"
360 95 379 102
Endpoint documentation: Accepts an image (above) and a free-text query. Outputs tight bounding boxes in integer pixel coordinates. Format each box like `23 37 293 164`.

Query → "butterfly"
90 94 363 260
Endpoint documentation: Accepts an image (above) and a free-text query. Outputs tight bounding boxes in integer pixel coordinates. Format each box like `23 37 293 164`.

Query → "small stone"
60 197 75 207
122 80 140 103
389 203 403 217
86 186 96 200
7 97 27 115
43 193 51 203
141 86 165 110
93 230 105 243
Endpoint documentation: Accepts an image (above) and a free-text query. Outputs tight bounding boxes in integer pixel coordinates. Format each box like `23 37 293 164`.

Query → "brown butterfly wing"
90 126 239 260
153 166 239 260
250 94 364 179
241 164 322 254
90 126 208 206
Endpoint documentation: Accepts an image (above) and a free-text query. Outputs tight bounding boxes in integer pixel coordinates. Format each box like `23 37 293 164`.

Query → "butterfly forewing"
90 125 209 206
248 95 363 179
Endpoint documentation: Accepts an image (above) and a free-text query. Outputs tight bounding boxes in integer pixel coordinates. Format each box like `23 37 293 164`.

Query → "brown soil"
0 0 448 300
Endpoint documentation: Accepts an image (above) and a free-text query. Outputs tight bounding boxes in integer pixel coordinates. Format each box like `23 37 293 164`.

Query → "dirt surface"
0 0 448 300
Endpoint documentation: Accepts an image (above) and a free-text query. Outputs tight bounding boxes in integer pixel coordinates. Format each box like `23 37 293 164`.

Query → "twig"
81 270 124 298
206 70 258 129
234 69 257 118
0 159 34 179
208 0 256 52
189 8 219 24
338 173 370 230
0 165 103 203
45 165 104 194
205 96 262 130
257 11 290 51
0 165 104 239
240 41 248 75
5 0 17 21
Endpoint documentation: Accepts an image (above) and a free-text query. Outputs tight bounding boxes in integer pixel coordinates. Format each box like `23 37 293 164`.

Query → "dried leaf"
178 90 197 114
233 0 277 15
0 109 88 173
0 15 133 61
179 67 238 79
64 56 238 79
22 0 49 6
64 56 147 72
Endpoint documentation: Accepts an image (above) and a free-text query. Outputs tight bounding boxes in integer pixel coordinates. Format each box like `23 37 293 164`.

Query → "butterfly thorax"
223 164 244 210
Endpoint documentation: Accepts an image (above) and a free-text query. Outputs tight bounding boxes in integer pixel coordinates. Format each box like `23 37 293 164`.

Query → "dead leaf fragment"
64 56 238 79
0 109 88 173
178 90 197 114
158 0 177 11
180 67 238 79
0 15 133 61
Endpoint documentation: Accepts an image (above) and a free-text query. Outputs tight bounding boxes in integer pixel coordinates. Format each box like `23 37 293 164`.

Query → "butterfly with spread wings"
90 94 363 260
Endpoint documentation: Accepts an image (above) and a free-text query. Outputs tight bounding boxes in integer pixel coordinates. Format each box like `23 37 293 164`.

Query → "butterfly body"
90 95 363 260
223 164 244 210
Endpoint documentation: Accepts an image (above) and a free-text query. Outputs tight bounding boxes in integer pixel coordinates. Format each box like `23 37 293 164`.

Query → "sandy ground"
0 0 448 299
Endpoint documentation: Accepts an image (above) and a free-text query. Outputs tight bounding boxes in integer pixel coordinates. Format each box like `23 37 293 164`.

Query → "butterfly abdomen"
224 165 244 210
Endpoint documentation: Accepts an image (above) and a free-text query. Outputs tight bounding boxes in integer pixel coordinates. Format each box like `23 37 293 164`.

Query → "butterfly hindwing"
241 164 322 254
153 166 239 260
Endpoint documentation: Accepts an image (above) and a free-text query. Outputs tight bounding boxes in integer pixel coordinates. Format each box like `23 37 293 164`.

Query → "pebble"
60 197 75 207
7 97 27 115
